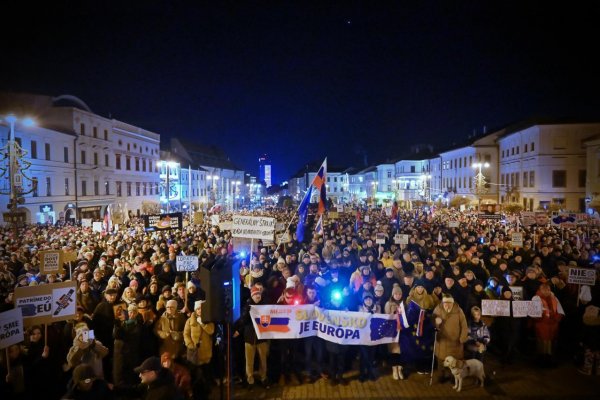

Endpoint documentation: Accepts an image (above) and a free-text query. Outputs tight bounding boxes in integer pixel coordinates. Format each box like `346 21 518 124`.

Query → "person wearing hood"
358 291 381 382
432 293 469 383
384 284 409 380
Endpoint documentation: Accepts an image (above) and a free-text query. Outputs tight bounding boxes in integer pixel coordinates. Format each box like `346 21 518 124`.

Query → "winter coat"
183 315 215 365
532 291 564 341
234 297 268 345
432 302 468 360
154 312 187 358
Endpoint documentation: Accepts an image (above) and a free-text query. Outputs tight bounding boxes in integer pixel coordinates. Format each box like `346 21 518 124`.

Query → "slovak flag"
315 214 323 235
312 158 327 215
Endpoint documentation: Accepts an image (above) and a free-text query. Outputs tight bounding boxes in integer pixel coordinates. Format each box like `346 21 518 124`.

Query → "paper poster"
568 268 596 286
81 218 92 228
512 301 530 318
528 297 543 318
376 233 386 244
509 286 524 301
92 222 103 232
14 281 77 326
511 232 523 247
176 255 199 272
52 286 76 319
39 250 64 274
0 308 24 349
481 300 511 316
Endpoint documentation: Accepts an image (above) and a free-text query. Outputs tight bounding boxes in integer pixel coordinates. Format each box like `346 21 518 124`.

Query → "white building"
392 159 431 204
499 122 600 212
0 92 161 223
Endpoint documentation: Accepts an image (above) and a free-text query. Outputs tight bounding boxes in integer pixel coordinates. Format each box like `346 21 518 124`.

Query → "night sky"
2 2 600 183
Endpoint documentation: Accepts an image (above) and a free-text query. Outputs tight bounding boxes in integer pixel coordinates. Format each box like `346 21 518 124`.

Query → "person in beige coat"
432 293 469 383
154 299 187 358
184 300 215 366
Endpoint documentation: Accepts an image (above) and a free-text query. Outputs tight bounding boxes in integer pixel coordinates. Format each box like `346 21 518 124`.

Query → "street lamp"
0 114 37 232
472 162 490 208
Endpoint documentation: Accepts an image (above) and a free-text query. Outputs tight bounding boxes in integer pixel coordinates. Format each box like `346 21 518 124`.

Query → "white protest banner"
511 232 523 247
39 250 65 274
219 221 233 231
568 268 596 286
231 215 276 240
249 305 399 345
448 221 459 228
176 255 199 272
528 297 543 318
364 215 370 223
211 215 220 226
81 218 92 228
14 281 77 326
481 300 511 317
512 301 530 318
376 233 386 244
338 205 344 213
276 232 291 244
0 308 24 349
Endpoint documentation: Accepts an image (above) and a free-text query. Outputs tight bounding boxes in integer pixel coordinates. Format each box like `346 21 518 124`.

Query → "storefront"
36 204 55 224
79 206 102 220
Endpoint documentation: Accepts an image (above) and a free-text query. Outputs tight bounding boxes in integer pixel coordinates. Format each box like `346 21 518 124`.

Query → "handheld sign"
376 233 386 244
394 234 409 245
0 308 24 349
568 268 596 286
176 256 199 272
14 281 77 327
511 232 523 247
39 250 65 274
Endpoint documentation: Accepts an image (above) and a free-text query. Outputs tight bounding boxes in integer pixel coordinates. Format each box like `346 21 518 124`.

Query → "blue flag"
296 186 313 243
370 317 398 341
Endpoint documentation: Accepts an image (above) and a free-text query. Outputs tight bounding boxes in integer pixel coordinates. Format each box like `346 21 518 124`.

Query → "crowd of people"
0 204 599 399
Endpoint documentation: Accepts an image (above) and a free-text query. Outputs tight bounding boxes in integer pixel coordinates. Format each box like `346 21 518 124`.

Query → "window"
531 142 535 151
530 171 535 187
411 165 416 173
135 157 139 171
46 177 51 196
524 144 528 152
65 178 69 195
511 148 514 155
31 140 37 159
64 147 69 163
516 146 519 155
552 170 567 187
126 156 131 170
143 183 147 196
524 172 529 187
484 154 491 163
117 181 122 197
105 181 110 195
142 159 146 172
94 181 99 196
127 143 130 151
105 154 109 167
136 182 140 196
386 172 391 178
127 182 132 196
579 170 586 188
469 156 472 166
501 174 505 185
15 137 21 147
515 173 520 187
94 153 98 165
32 178 38 197
104 129 108 140
459 158 462 168
80 123 85 135
116 154 121 169
93 127 97 138
45 143 50 160
501 150 504 158
82 181 87 196
81 150 86 164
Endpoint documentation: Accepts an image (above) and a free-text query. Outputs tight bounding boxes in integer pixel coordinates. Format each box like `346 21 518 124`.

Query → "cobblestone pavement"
220 353 600 400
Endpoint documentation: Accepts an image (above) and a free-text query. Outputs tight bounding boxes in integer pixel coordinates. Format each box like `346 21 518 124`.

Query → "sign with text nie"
568 268 596 286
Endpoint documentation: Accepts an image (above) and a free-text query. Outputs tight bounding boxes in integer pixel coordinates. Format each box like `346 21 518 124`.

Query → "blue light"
332 290 342 301
239 251 247 258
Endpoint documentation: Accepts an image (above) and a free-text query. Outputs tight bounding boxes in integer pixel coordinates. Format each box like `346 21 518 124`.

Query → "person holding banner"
384 284 409 380
532 283 565 367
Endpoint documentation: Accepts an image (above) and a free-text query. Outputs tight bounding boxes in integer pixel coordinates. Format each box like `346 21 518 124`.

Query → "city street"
229 354 600 400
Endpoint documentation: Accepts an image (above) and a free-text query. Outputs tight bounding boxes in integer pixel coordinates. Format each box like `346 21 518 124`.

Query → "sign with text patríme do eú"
14 281 77 327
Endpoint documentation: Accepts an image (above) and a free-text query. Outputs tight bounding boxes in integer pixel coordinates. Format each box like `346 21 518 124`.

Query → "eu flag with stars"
370 317 398 341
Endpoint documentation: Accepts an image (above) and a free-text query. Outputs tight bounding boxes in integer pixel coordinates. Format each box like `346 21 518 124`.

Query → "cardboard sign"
81 218 92 228
568 268 596 286
481 300 511 316
231 215 276 240
176 255 199 272
511 232 523 247
509 286 524 301
376 233 386 244
329 212 339 219
63 250 78 264
0 308 24 349
14 281 77 326
511 300 544 318
193 212 204 225
276 232 291 243
39 250 64 274
448 221 459 228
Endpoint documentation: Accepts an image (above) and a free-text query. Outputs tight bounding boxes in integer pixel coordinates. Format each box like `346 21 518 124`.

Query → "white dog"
442 355 485 392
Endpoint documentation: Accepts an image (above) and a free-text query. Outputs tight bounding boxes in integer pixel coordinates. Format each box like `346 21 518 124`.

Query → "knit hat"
72 363 96 384
162 285 172 293
374 281 384 292
194 300 204 310
251 286 261 297
187 281 196 290
442 293 454 303
362 291 374 300
166 299 178 309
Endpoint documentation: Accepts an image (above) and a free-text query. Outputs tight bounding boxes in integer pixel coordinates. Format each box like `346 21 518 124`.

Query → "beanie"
374 281 384 292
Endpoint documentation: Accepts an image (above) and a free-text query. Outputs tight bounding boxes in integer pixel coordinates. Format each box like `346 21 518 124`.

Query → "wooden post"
44 323 48 347
5 348 9 374
577 284 581 307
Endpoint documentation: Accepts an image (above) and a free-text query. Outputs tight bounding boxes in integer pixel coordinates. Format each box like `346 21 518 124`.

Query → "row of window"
114 154 157 172
501 142 536 158
326 176 345 183
500 170 585 189
442 154 491 170
80 123 109 141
